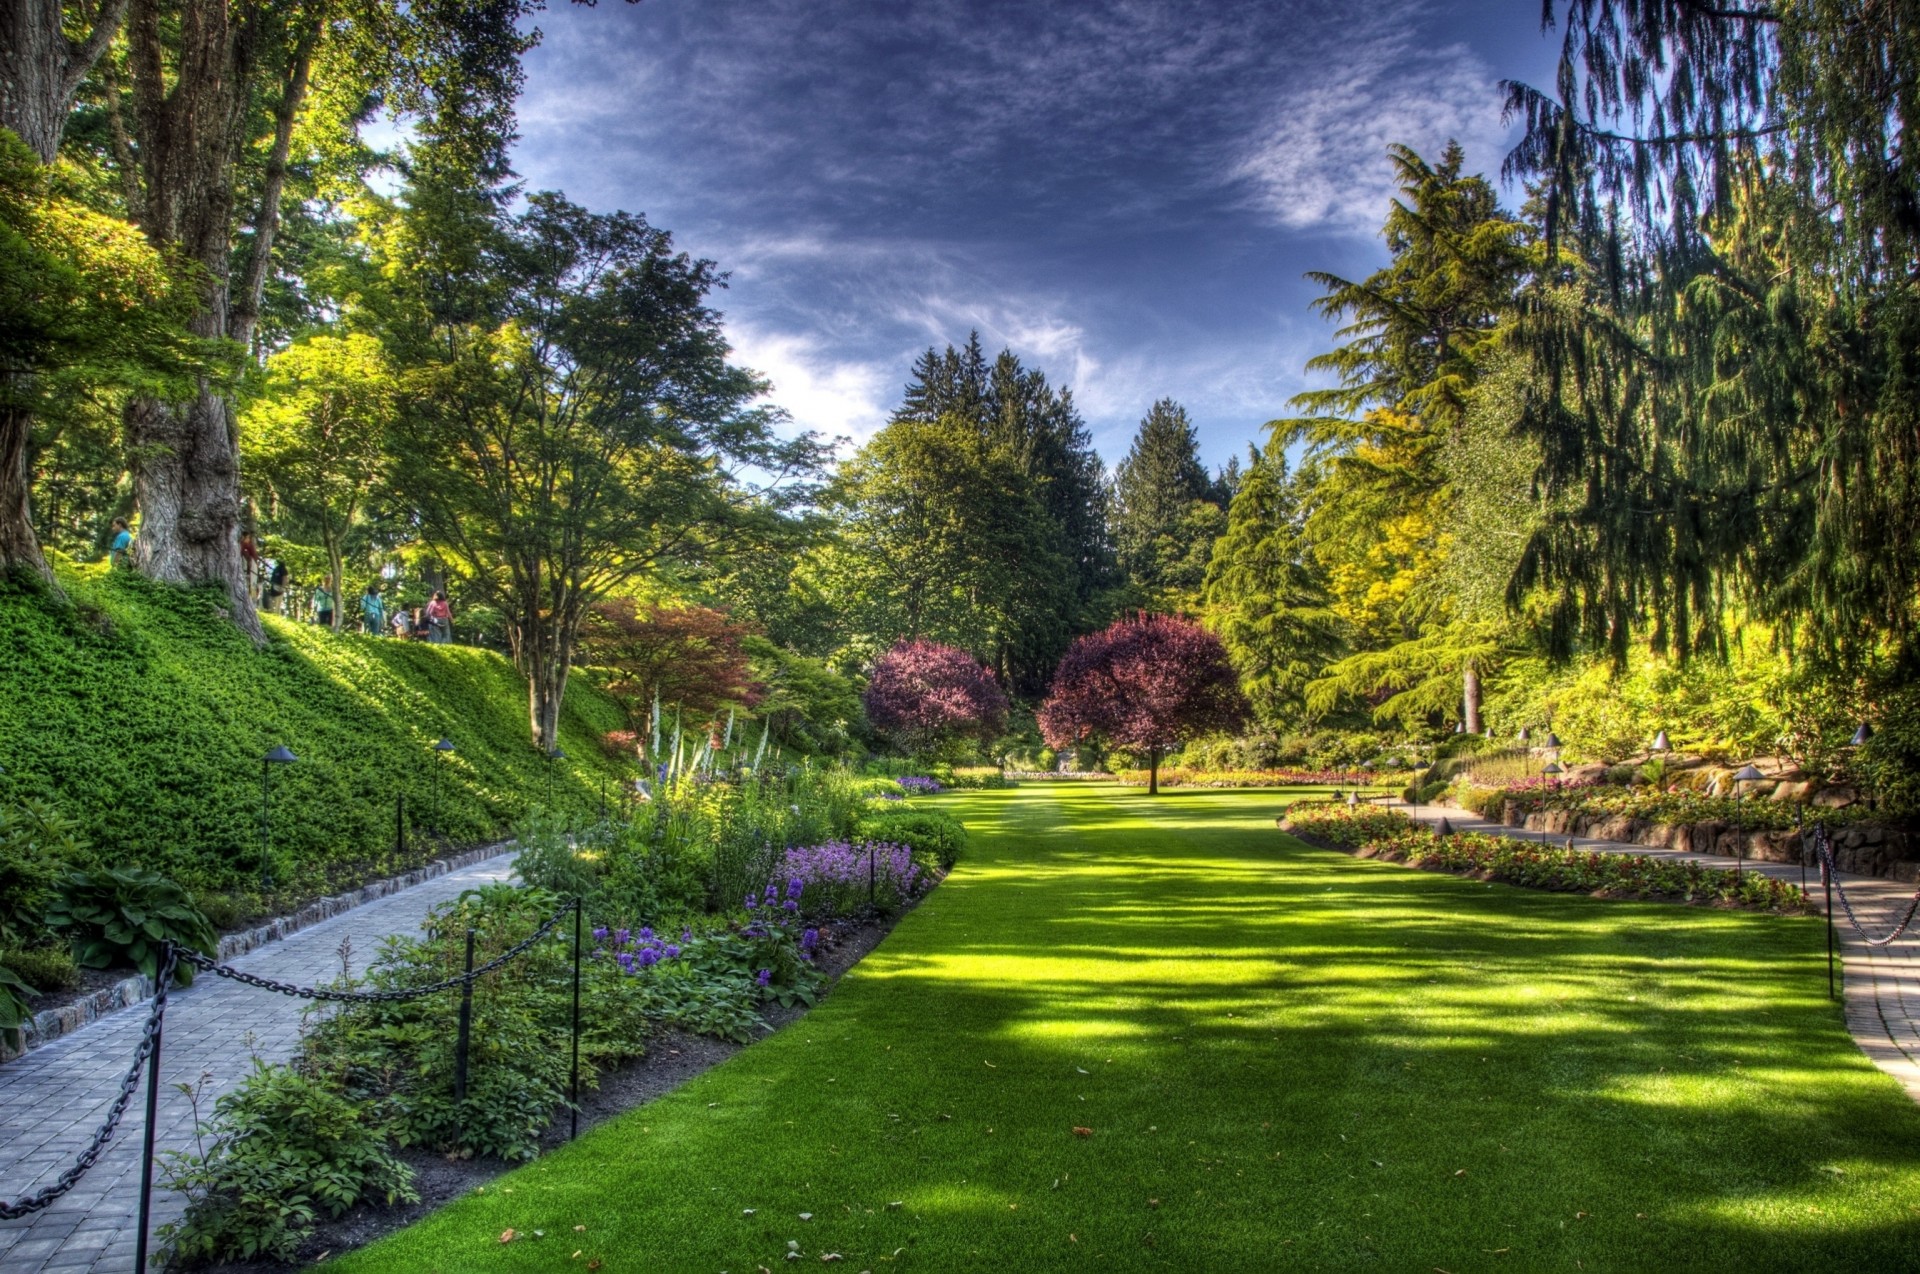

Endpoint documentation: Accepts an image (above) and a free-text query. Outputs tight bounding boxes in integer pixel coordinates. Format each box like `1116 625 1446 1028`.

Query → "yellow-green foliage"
0 560 627 900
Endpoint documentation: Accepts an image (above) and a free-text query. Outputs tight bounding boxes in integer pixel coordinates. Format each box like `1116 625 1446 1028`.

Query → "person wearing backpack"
426 591 453 644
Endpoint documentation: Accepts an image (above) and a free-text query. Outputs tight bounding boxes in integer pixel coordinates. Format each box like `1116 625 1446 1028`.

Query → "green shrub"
1 945 80 993
0 962 34 1049
158 1059 418 1267
47 867 218 984
856 807 967 869
0 565 630 927
947 767 1009 790
0 797 89 950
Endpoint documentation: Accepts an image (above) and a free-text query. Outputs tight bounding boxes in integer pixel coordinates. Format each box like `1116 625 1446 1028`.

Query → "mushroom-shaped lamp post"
432 738 456 836
261 746 298 892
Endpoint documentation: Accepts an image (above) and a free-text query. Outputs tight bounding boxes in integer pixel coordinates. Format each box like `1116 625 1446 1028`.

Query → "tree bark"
0 402 54 586
0 0 132 585
1148 744 1161 796
1462 659 1483 735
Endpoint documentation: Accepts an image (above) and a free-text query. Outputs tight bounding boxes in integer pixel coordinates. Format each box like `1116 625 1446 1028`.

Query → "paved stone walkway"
1397 802 1920 1103
0 850 519 1274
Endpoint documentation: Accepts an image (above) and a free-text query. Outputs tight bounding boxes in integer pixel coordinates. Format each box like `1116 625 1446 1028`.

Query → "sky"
508 0 1564 469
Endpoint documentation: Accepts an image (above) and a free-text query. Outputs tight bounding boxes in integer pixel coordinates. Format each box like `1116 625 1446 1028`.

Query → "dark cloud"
511 0 1557 462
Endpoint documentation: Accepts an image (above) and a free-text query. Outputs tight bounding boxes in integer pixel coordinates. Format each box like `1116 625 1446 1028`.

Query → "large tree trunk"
522 614 573 753
1462 659 1483 735
127 387 260 636
0 0 131 583
0 401 54 587
0 0 129 162
1148 744 1161 796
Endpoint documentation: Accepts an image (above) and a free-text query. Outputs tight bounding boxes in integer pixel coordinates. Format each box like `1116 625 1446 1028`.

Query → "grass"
332 783 1920 1272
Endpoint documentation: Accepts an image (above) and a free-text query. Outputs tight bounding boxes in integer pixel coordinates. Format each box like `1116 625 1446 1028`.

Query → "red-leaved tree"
864 640 1009 759
579 600 763 755
1039 613 1248 794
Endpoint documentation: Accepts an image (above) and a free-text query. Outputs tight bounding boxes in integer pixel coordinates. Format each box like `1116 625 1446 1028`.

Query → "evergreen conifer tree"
1111 398 1223 609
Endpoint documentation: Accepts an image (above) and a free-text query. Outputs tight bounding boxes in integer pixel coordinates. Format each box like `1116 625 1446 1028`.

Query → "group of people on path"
353 583 454 642
107 523 455 643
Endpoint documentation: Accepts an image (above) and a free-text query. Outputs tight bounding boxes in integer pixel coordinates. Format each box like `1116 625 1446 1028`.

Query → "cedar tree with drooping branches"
864 640 1009 760
1039 613 1248 794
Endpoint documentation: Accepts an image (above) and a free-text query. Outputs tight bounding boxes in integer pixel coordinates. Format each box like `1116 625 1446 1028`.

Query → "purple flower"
788 878 804 900
591 926 609 942
755 968 772 988
681 928 693 943
801 928 818 950
744 893 757 910
615 928 631 947
782 899 799 913
664 944 681 959
639 927 654 940
764 882 779 901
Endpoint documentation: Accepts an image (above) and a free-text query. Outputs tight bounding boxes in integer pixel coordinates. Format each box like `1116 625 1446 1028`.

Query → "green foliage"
742 636 863 757
1 945 79 994
0 796 88 950
855 807 967 870
1202 446 1343 725
47 867 216 985
158 1060 419 1267
0 562 628 925
0 962 35 1049
1113 398 1227 610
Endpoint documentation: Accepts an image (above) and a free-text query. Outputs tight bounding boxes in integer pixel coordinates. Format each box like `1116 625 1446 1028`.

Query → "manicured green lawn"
334 784 1920 1272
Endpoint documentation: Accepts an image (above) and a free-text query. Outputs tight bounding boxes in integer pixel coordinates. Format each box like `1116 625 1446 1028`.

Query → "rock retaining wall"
1497 804 1919 883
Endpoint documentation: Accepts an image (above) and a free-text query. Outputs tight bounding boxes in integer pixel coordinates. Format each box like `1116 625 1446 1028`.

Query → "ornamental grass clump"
775 841 926 918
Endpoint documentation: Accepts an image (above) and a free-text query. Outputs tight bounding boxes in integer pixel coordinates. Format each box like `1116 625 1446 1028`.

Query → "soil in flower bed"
194 906 913 1273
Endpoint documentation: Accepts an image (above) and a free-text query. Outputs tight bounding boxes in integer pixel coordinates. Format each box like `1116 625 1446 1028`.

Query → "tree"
892 334 1113 690
1 1 128 163
742 635 862 758
0 129 196 585
1202 446 1345 726
578 599 762 749
373 181 819 751
805 414 1067 682
1111 398 1224 609
1039 613 1248 795
864 639 1009 760
1277 143 1534 728
1503 3 1920 668
241 333 393 623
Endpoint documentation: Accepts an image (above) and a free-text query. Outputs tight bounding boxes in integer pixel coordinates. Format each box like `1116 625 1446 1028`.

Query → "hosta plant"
47 867 218 985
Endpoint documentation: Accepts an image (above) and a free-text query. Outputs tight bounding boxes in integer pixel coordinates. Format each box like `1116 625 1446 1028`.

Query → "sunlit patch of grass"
332 784 1920 1273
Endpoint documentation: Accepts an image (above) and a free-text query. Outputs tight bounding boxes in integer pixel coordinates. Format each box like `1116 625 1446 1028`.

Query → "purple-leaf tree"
1039 613 1249 795
864 640 1009 759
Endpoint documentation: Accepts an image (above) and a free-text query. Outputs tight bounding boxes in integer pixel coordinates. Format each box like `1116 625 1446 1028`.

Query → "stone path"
0 850 519 1274
1397 801 1920 1103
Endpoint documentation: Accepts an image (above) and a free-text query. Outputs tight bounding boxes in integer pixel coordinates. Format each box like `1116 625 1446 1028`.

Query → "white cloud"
726 324 895 451
1229 25 1513 234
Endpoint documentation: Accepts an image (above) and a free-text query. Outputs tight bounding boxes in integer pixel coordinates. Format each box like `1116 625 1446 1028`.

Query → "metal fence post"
454 928 476 1105
133 953 170 1274
570 900 583 1141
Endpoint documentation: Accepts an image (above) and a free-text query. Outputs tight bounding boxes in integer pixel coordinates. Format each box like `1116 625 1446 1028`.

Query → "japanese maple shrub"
863 640 1009 761
1039 613 1248 794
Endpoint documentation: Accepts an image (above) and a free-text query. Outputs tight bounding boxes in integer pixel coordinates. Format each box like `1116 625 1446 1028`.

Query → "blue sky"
509 0 1562 468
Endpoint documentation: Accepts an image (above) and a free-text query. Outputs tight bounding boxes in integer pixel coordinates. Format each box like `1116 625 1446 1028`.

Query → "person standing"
108 518 133 569
265 558 289 613
313 582 335 629
391 605 410 640
360 583 385 635
426 591 453 644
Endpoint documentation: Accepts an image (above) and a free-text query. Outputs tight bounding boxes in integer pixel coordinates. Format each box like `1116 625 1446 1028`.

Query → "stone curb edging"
2 841 513 1063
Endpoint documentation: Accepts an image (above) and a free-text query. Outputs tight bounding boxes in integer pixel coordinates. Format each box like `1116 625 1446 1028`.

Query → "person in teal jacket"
360 583 386 635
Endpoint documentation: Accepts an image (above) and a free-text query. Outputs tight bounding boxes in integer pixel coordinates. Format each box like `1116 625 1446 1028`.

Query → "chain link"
174 899 577 1003
0 949 178 1221
1814 825 1920 948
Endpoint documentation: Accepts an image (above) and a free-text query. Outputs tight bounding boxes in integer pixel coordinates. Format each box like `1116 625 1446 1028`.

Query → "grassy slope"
0 560 626 901
332 783 1920 1273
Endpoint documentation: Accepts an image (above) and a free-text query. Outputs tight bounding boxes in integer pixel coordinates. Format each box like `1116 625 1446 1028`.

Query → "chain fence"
0 896 582 1269
1814 824 1920 948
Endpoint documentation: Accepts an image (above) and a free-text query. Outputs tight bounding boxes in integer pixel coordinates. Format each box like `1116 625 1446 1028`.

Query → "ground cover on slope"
0 562 626 911
330 784 1920 1272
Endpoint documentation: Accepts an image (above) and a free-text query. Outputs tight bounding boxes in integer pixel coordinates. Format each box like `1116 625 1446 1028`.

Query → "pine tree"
1202 446 1344 726
1111 398 1221 609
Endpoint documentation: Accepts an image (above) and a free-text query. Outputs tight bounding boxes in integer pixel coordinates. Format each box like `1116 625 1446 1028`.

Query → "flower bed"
1119 767 1383 789
1453 779 1869 832
1281 804 1808 912
773 841 927 918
